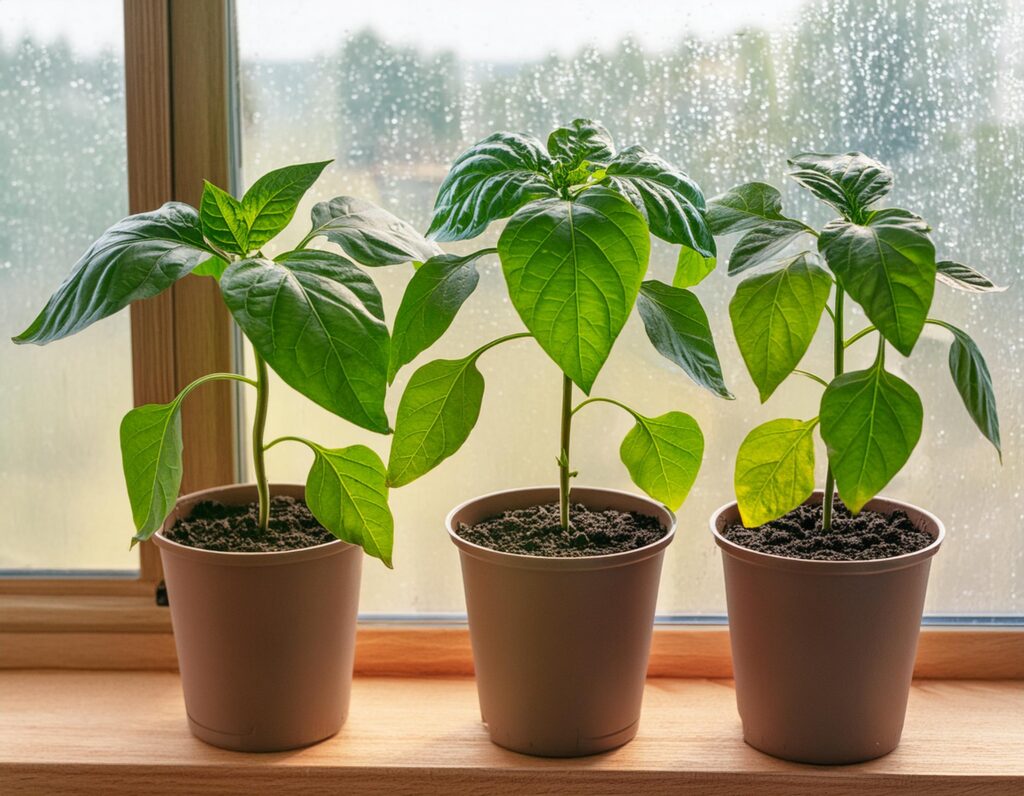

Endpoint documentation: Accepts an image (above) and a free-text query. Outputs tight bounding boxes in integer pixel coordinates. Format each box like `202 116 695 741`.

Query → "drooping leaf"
221 251 390 433
120 401 184 544
306 444 394 567
788 152 893 219
819 208 936 356
241 160 331 251
192 255 228 279
200 181 249 255
942 322 1001 459
547 118 615 167
935 260 1007 294
498 187 650 393
636 280 731 398
604 145 714 255
307 196 441 266
427 132 557 241
729 255 833 401
673 246 716 289
727 219 812 275
734 418 817 527
388 250 489 383
706 182 788 235
619 410 704 510
820 355 923 512
13 203 211 345
387 356 485 487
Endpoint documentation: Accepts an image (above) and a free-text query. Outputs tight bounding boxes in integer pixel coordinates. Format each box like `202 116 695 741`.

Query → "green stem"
559 373 573 530
252 352 271 534
571 395 639 419
844 325 877 348
822 287 845 532
793 369 829 388
263 434 319 453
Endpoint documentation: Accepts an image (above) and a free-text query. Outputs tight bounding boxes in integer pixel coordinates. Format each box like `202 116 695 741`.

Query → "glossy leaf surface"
619 410 704 510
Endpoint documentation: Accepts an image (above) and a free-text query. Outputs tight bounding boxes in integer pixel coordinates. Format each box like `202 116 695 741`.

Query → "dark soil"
164 495 335 552
456 501 666 557
722 497 933 561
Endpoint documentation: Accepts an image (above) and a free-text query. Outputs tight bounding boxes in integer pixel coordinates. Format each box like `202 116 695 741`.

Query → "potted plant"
706 152 1004 764
387 119 732 756
12 161 438 751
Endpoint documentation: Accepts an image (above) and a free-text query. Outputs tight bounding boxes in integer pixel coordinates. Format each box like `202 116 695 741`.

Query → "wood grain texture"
0 673 1020 795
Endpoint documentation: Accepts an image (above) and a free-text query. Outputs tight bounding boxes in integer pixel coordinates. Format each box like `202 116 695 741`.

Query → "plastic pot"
153 483 362 752
710 490 944 764
447 485 676 757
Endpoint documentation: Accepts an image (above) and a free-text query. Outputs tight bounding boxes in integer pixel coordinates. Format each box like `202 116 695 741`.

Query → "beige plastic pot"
447 485 676 758
711 490 944 765
153 483 362 752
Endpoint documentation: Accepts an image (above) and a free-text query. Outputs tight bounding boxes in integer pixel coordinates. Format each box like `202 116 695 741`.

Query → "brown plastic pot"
711 490 944 764
153 483 362 752
447 485 676 757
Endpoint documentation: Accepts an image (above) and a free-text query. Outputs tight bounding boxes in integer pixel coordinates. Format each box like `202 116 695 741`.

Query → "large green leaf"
200 181 249 255
306 444 394 567
307 196 440 266
221 250 390 433
673 246 716 289
706 182 788 235
241 160 331 251
498 187 650 392
819 208 936 356
427 132 557 241
820 355 923 512
547 118 614 167
941 322 1001 459
728 219 812 275
13 203 211 345
619 410 704 510
730 255 832 402
120 401 184 544
388 250 489 383
734 418 817 527
192 255 228 279
387 356 485 487
788 152 893 219
935 260 1007 294
604 145 714 255
636 280 731 398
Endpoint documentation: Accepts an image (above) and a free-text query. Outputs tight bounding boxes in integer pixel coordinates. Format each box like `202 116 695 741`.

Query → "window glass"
0 1 135 573
236 0 1023 617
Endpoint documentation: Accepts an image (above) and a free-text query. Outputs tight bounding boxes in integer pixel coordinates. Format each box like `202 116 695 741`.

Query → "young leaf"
619 410 704 510
943 322 1001 459
734 418 817 528
673 246 716 289
427 132 558 241
818 208 936 356
241 160 331 251
729 255 832 402
498 187 650 393
200 181 249 255
120 401 184 544
307 196 441 266
706 182 788 235
547 118 615 167
727 219 811 275
192 255 228 279
935 260 1007 294
13 203 211 345
306 444 394 567
788 152 893 219
604 145 714 255
221 251 390 433
388 250 488 383
820 355 923 513
636 280 732 399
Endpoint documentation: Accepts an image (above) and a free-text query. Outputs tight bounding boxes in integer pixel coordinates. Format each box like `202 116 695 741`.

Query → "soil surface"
722 498 933 561
456 501 666 557
164 495 335 552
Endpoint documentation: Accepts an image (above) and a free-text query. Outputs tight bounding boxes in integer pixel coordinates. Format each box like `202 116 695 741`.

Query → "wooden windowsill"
1 672 1021 794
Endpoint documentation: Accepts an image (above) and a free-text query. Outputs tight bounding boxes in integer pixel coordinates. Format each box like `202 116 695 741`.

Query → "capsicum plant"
13 161 440 566
387 119 732 527
708 152 1004 529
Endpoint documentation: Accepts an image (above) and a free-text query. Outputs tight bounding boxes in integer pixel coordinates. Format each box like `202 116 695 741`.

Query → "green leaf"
120 401 184 543
673 246 716 289
728 219 811 275
241 160 331 251
706 182 788 235
729 255 833 402
636 280 731 398
819 208 936 356
935 260 1007 294
734 418 817 527
427 132 558 241
547 118 615 167
819 354 923 512
498 187 650 393
192 255 228 279
387 355 485 487
307 196 441 266
788 152 893 219
200 181 249 255
619 410 704 510
605 145 714 255
306 444 394 567
13 203 211 345
942 322 1001 459
388 250 488 383
221 250 390 433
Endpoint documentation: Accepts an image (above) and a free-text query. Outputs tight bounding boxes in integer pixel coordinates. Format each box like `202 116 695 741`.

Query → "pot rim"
709 489 945 574
446 485 677 572
153 482 357 567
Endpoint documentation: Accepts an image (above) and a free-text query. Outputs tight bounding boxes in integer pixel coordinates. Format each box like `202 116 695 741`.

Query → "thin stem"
263 435 318 453
571 395 639 419
252 352 271 534
822 287 845 532
559 374 573 530
793 369 829 388
844 325 877 349
471 331 531 359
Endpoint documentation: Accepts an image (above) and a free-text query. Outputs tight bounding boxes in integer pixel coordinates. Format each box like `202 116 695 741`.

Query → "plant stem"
252 352 271 534
559 373 573 529
822 287 845 532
